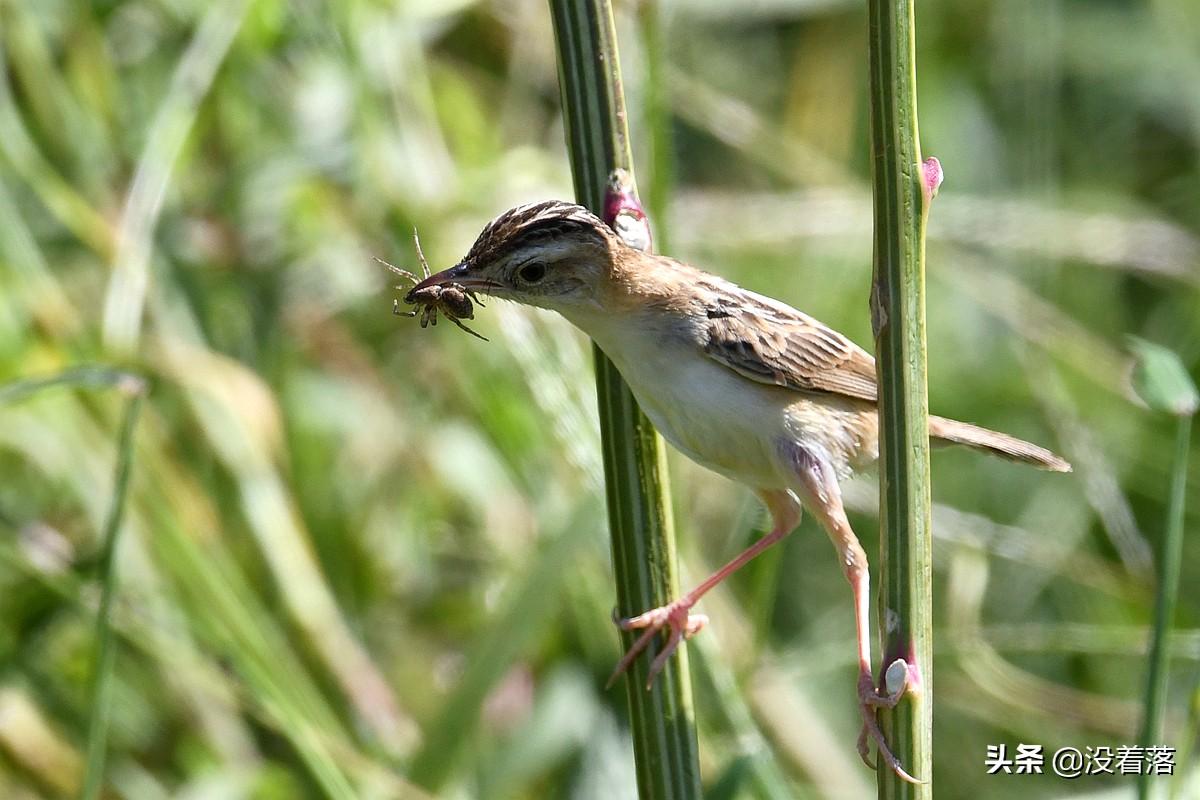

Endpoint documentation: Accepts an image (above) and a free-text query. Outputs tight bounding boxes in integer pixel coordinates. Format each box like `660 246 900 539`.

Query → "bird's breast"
580 315 793 487
566 308 878 487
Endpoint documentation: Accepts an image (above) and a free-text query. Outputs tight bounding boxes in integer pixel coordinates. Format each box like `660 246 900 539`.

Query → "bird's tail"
929 416 1071 472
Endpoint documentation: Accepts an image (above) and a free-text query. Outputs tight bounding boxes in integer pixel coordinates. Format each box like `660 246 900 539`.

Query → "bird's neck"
558 250 701 360
600 250 704 313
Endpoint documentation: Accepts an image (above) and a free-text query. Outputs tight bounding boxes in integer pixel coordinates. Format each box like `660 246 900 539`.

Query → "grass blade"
101 0 253 355
1129 338 1197 800
408 513 593 792
80 381 146 800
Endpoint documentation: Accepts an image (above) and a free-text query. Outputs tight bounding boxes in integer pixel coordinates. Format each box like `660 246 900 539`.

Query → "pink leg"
785 443 919 784
606 489 802 690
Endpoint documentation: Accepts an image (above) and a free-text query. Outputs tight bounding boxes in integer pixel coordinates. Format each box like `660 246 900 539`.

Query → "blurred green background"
1 0 1198 798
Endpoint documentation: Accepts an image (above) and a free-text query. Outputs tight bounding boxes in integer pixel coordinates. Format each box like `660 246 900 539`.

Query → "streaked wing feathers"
702 292 879 402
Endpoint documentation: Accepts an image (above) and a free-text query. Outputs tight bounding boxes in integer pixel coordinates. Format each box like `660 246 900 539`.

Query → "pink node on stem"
922 156 943 201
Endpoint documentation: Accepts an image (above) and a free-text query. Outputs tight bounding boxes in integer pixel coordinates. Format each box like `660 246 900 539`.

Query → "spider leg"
413 228 432 279
448 316 489 341
374 257 418 285
392 299 417 318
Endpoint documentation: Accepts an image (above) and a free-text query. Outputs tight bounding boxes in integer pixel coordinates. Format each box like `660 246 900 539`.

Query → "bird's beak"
410 263 502 294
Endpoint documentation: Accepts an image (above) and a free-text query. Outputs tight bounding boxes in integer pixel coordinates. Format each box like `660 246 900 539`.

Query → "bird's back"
581 252 1070 477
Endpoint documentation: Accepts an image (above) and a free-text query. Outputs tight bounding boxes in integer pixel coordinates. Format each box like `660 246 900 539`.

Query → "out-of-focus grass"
0 1 1196 798
79 376 143 800
1129 339 1196 800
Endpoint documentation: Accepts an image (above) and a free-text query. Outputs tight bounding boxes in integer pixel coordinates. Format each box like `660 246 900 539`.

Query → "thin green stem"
547 2 701 798
80 385 145 800
1138 412 1192 800
0 365 143 405
866 0 934 795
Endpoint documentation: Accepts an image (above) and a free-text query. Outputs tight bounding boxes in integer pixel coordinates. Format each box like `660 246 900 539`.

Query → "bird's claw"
605 600 708 690
859 667 908 709
856 668 925 784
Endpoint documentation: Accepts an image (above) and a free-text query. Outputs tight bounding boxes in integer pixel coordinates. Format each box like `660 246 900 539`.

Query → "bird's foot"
855 663 924 784
605 599 708 690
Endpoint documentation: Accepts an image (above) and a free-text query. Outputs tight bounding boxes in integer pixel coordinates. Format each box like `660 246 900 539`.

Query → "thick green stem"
866 0 934 796
547 3 702 798
1137 412 1192 800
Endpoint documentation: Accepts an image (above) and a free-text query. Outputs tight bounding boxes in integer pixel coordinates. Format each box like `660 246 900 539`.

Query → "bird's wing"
700 288 879 402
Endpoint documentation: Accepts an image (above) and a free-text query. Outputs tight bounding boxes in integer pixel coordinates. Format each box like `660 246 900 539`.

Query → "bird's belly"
607 345 791 488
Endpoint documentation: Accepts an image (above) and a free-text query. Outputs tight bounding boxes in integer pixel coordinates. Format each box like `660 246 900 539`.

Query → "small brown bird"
409 200 1070 781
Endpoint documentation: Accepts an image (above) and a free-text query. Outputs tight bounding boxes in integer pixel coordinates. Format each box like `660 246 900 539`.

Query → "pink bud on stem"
922 156 943 202
603 168 653 253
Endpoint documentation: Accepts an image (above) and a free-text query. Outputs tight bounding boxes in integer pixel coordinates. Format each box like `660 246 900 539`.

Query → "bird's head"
409 201 625 314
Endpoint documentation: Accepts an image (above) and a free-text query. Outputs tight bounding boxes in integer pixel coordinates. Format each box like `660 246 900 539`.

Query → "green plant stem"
81 386 145 800
547 2 702 798
1138 412 1192 800
0 365 142 405
866 0 934 796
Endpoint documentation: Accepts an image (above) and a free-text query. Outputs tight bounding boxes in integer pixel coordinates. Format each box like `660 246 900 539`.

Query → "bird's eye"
518 261 547 283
